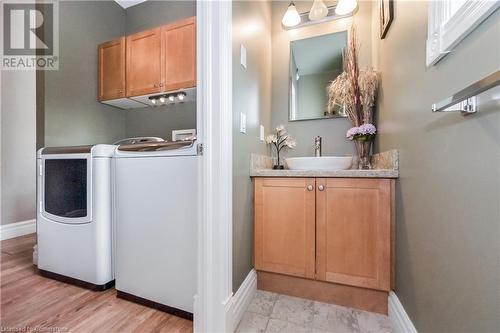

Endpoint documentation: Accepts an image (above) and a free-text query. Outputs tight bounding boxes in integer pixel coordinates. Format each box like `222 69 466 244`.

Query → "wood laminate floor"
0 234 193 333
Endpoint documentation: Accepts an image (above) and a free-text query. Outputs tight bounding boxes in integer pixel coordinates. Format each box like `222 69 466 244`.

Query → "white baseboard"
226 269 257 332
389 291 417 333
0 219 36 241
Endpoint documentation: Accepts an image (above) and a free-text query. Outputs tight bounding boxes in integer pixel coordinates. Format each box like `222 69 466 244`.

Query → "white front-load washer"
113 140 198 319
36 144 115 290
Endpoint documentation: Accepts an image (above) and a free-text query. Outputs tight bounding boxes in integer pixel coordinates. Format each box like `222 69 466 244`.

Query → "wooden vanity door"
161 17 196 91
98 37 125 101
254 178 316 279
316 178 391 291
126 27 162 97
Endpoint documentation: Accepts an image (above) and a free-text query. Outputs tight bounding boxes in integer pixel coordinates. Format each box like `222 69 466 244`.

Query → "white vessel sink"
285 156 353 171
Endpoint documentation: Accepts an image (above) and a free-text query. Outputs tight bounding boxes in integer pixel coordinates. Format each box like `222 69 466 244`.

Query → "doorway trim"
195 0 233 332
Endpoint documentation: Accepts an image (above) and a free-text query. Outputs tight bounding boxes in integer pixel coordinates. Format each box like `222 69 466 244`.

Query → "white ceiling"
114 0 147 9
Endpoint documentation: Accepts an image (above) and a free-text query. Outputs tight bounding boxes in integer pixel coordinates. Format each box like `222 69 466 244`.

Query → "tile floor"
236 290 392 333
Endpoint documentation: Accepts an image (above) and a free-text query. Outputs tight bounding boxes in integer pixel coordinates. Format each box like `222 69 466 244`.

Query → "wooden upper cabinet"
316 178 391 291
98 37 125 101
98 17 197 104
161 17 196 91
254 178 316 279
126 27 162 97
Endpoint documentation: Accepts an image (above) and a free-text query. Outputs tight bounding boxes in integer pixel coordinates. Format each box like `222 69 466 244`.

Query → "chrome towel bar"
432 70 500 115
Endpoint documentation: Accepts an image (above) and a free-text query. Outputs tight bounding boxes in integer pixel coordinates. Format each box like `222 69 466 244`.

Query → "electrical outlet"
260 125 265 142
240 44 247 69
240 113 247 134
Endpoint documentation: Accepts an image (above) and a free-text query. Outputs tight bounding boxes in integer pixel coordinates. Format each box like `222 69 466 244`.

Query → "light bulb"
168 95 175 102
282 2 301 28
159 96 166 103
309 0 328 21
151 98 157 105
335 0 358 15
177 92 186 101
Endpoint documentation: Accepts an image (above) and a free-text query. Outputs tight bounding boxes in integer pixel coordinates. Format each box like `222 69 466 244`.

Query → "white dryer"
36 144 115 290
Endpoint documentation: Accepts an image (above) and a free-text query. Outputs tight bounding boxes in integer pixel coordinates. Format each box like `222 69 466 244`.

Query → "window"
426 1 499 66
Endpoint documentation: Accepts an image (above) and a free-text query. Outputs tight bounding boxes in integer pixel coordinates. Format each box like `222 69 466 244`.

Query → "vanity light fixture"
335 0 358 15
151 98 157 105
282 0 356 30
309 0 328 21
282 2 301 28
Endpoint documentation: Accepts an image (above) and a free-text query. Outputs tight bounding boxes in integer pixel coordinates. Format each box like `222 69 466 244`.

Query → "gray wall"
44 1 126 146
373 2 499 332
124 0 196 140
125 0 196 35
271 0 373 158
232 0 273 291
124 102 196 140
1 70 37 225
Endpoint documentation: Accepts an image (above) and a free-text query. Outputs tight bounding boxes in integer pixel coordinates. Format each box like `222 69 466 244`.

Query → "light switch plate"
240 113 247 134
240 44 247 69
260 125 265 142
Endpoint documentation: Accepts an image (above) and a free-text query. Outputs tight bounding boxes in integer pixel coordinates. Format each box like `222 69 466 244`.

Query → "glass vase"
354 139 373 169
272 152 284 169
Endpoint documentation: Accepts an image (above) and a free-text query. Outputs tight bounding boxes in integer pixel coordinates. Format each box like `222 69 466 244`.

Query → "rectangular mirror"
289 31 348 121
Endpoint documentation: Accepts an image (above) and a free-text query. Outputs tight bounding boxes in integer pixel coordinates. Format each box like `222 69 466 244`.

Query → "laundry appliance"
37 144 116 290
113 140 198 318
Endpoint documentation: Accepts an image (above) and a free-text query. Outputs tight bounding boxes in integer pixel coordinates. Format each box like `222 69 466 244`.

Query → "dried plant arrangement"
327 25 380 169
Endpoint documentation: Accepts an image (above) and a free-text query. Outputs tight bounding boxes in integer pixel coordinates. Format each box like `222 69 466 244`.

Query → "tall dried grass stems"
327 25 379 127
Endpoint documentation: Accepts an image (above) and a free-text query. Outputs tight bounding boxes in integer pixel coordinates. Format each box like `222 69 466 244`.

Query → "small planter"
266 126 296 170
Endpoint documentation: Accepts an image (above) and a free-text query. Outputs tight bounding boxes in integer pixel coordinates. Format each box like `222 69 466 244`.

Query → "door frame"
195 0 233 332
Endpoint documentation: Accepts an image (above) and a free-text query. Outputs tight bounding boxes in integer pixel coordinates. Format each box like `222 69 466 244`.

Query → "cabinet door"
126 27 162 97
161 17 196 91
254 178 316 279
98 37 125 101
316 178 391 291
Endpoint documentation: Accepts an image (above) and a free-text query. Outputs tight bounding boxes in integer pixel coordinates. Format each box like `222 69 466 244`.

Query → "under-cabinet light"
177 92 186 101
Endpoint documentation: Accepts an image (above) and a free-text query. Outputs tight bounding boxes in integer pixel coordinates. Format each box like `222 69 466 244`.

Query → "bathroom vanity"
250 151 399 314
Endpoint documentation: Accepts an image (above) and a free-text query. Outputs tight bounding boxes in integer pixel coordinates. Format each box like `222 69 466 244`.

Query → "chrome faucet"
314 136 322 157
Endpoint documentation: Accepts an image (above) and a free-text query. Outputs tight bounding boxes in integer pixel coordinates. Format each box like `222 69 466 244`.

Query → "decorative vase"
354 139 373 169
272 154 284 169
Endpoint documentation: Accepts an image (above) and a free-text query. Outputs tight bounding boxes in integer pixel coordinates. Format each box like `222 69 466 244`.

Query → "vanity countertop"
250 150 399 179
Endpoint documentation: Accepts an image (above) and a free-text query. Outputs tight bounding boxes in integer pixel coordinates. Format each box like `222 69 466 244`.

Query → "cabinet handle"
318 185 325 191
307 185 314 191
154 83 158 88
159 83 164 87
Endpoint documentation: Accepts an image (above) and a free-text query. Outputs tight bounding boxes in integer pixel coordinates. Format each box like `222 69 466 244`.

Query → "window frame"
426 0 499 66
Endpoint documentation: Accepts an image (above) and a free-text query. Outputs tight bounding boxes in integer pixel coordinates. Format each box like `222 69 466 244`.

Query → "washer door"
42 155 92 224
